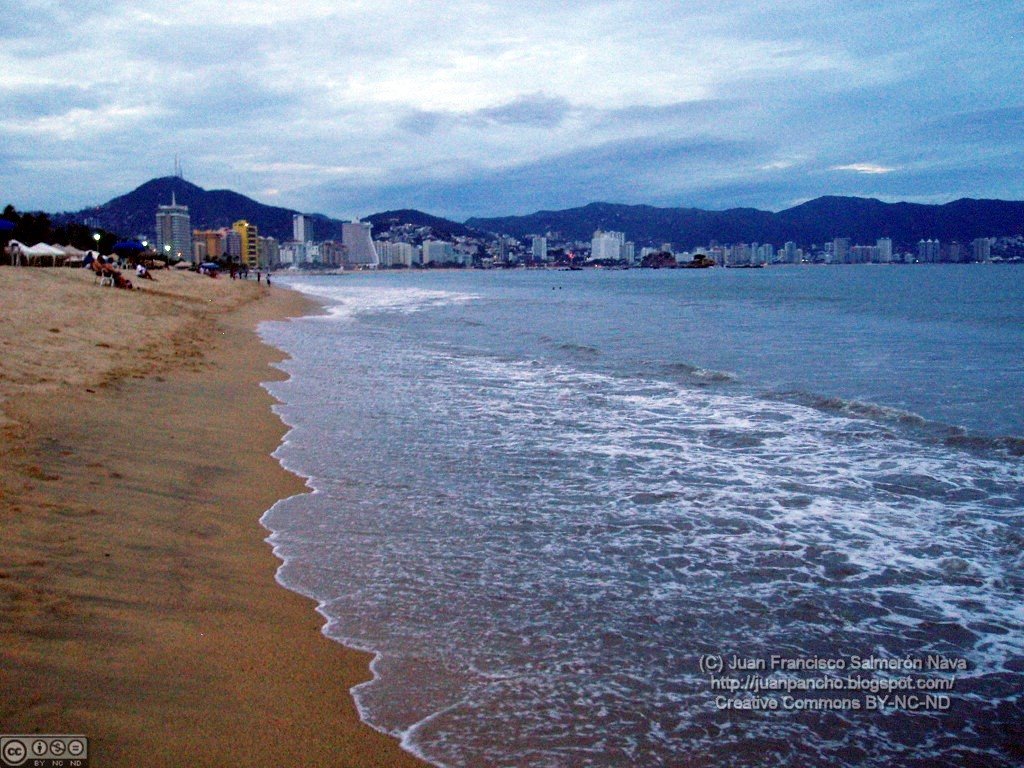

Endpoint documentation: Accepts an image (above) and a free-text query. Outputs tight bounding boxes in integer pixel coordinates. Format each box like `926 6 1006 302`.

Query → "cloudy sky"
1 0 1021 219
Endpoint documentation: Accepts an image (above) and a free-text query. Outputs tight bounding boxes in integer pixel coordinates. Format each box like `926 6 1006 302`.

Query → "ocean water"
259 266 1024 767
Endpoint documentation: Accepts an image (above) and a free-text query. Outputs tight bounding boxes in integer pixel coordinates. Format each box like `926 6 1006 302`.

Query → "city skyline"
1 2 1021 219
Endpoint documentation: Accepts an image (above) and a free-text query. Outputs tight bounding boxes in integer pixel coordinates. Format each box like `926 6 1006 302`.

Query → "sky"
1 0 1022 220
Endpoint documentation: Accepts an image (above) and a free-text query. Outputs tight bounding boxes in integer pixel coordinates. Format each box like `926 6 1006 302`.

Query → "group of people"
88 255 158 289
90 255 133 289
91 255 274 288
228 265 271 285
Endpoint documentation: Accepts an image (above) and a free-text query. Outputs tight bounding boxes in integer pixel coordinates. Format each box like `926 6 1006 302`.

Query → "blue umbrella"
112 239 145 254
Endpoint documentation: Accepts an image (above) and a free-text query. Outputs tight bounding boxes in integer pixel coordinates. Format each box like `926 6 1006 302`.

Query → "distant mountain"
467 197 1024 247
56 177 477 243
55 178 1024 249
364 209 478 239
56 177 348 242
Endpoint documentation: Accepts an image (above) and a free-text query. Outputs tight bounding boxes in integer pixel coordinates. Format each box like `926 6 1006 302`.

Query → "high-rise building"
831 237 850 264
622 241 635 264
258 236 279 267
729 243 752 266
918 239 940 263
784 241 798 263
293 214 313 243
225 229 242 262
422 240 455 265
392 242 415 267
341 221 378 267
876 238 893 263
972 237 992 262
590 230 625 261
376 241 416 267
321 240 346 267
278 242 301 266
233 220 259 268
193 229 225 260
156 193 192 263
531 236 548 262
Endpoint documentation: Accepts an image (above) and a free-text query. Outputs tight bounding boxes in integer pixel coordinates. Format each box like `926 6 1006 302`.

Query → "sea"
258 265 1024 768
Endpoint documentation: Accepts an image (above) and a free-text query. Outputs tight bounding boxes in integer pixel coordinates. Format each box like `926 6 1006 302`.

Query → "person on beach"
266 273 271 286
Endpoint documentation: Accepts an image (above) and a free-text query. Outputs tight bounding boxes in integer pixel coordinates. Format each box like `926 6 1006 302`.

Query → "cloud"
304 135 762 218
0 1 1020 216
831 164 899 174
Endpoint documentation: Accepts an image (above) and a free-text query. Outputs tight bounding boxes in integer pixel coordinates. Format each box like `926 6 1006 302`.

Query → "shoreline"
0 268 429 767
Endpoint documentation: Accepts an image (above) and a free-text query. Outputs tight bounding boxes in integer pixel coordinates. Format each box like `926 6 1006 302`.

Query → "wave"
659 361 738 384
555 342 601 356
283 279 480 320
769 389 1024 457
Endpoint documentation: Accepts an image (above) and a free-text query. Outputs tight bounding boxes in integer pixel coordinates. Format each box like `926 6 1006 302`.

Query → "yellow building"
233 220 259 268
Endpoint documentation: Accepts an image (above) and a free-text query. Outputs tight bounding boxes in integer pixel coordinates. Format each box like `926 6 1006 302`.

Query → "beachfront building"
918 239 940 263
156 193 192 263
422 240 455 265
193 229 225 261
233 220 259 268
278 242 299 266
293 214 313 243
394 242 416 267
224 229 242 263
341 221 378 267
321 240 347 268
754 243 775 263
831 237 850 264
258 236 279 268
876 237 893 263
622 242 635 264
531 236 548 262
375 241 415 267
590 230 625 261
972 237 992 262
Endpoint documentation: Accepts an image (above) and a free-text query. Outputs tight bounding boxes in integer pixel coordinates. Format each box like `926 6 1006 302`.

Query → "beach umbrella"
0 220 14 256
112 239 145 255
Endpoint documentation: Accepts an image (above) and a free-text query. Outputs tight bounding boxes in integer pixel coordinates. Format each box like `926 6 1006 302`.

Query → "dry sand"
0 267 428 767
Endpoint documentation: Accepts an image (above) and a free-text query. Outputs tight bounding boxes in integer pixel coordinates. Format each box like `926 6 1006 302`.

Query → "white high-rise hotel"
590 230 626 261
155 193 192 262
341 221 379 267
531 236 548 262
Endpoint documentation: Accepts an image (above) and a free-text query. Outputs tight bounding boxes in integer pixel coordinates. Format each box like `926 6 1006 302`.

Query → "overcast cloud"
0 0 1021 218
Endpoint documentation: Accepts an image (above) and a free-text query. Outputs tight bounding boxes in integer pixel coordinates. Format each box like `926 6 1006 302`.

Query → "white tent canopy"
8 240 66 257
6 240 69 266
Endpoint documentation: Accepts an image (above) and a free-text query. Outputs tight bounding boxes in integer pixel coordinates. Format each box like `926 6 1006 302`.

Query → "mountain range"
54 177 348 242
53 177 1024 248
468 198 1024 247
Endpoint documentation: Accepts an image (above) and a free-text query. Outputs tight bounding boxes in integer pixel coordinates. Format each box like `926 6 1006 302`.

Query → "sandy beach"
0 267 428 767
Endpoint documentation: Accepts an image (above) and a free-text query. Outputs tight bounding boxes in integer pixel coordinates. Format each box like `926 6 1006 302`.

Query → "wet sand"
0 267 428 767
